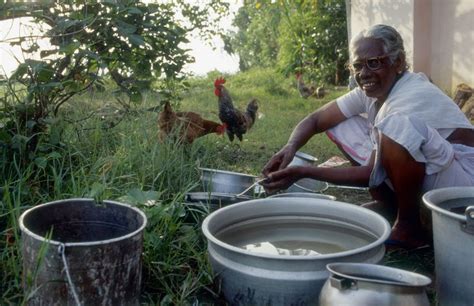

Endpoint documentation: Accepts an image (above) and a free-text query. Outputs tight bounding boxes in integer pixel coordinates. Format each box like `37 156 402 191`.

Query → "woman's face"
351 38 402 102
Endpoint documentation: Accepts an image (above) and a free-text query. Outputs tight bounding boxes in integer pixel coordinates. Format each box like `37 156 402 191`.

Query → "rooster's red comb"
214 77 226 88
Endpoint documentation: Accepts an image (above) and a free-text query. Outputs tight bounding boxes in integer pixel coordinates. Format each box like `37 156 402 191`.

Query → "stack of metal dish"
185 168 262 213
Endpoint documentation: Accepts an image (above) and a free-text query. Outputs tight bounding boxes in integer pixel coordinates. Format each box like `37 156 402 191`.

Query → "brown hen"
158 101 226 144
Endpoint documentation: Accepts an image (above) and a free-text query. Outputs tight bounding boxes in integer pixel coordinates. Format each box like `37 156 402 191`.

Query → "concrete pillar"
413 0 432 77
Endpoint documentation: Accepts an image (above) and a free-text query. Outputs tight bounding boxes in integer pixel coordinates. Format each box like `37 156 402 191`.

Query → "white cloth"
330 71 474 191
326 115 373 165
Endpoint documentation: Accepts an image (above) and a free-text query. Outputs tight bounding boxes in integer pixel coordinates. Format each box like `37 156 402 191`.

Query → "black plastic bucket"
19 198 147 305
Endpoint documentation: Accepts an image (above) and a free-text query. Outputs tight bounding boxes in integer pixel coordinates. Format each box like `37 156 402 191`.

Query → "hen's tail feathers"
245 99 259 129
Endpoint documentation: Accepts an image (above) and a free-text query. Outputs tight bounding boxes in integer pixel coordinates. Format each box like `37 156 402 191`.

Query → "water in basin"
216 216 377 256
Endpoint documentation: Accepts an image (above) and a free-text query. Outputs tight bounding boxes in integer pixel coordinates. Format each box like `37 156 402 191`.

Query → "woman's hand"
260 166 304 195
262 145 297 177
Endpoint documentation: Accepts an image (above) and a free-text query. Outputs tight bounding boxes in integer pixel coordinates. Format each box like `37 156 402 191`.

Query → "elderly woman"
261 24 474 248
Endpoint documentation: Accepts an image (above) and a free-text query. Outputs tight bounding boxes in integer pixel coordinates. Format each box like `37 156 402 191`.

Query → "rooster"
158 101 226 144
296 72 325 99
214 77 258 142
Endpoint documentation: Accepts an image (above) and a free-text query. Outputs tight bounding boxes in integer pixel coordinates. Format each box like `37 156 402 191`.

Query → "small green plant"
140 200 213 304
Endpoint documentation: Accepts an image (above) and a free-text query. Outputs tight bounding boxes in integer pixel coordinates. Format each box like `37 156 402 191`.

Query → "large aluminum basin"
269 192 336 201
202 198 390 306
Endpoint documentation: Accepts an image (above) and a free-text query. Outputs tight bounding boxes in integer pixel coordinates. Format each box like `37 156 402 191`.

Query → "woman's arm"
447 128 474 147
262 152 375 194
287 100 348 149
262 101 348 176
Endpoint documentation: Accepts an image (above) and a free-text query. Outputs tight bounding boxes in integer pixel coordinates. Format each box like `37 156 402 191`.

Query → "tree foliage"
0 0 228 167
227 0 349 85
229 1 281 71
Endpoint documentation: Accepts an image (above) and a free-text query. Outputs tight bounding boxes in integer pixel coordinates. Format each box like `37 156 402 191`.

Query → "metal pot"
202 198 390 306
423 187 474 306
319 263 431 306
269 192 336 201
199 167 257 195
19 198 147 305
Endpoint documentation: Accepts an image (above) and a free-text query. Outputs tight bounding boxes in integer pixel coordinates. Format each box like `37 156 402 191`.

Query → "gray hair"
350 24 409 71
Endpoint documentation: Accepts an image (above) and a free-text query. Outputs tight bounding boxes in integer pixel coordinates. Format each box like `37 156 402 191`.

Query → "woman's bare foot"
387 220 430 249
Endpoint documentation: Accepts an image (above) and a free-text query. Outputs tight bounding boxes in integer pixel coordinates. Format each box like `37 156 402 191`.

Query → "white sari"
327 72 474 191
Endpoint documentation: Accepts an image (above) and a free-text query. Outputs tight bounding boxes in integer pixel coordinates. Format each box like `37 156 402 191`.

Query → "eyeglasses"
350 55 390 73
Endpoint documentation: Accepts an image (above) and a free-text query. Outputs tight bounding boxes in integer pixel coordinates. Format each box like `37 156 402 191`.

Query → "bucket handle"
329 275 358 291
461 206 474 235
58 244 82 306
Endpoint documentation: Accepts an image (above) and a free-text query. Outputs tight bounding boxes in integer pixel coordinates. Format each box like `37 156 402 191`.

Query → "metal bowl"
286 152 328 193
287 178 329 193
199 167 257 195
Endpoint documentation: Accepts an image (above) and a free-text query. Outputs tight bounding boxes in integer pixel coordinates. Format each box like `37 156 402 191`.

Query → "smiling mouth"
362 82 377 90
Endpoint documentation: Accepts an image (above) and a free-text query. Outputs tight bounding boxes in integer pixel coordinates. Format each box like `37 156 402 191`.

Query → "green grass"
0 67 435 305
179 68 344 174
